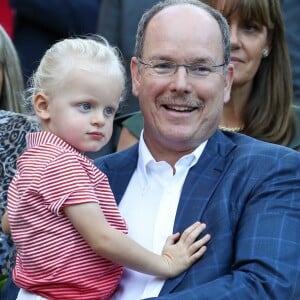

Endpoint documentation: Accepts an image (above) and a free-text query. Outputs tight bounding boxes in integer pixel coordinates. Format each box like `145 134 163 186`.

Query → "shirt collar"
137 130 207 181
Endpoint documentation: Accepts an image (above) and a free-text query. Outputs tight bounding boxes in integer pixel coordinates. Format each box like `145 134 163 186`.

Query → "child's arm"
64 202 211 278
1 210 11 234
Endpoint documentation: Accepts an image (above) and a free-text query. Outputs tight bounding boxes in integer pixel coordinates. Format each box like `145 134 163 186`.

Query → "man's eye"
79 103 91 112
104 107 114 117
154 62 174 70
192 65 211 75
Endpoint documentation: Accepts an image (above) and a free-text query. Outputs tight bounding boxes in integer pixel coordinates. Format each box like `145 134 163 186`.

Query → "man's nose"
169 66 192 94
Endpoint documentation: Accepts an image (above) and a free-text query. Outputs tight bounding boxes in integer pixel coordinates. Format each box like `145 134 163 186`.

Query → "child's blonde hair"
25 35 126 114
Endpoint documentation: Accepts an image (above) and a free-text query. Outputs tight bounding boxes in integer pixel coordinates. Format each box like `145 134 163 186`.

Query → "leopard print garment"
0 110 40 275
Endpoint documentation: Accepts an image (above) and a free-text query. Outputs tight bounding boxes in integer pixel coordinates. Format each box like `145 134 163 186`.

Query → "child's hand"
161 222 211 277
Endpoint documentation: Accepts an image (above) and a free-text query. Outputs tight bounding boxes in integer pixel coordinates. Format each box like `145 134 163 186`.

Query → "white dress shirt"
112 132 207 300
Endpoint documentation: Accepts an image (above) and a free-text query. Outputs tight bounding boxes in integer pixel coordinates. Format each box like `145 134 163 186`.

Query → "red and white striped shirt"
8 131 127 299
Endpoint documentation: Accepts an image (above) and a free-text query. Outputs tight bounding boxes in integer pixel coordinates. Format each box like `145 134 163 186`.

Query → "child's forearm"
65 203 209 278
88 221 209 278
1 211 11 234
91 225 170 277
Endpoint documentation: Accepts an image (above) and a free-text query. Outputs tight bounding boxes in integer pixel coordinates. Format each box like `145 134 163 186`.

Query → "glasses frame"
137 58 226 77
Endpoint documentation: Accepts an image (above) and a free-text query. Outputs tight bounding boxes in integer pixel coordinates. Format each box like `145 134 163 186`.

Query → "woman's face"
228 11 270 87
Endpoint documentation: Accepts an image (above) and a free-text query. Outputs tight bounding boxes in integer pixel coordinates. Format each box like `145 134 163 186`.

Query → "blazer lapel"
160 130 236 294
96 144 139 205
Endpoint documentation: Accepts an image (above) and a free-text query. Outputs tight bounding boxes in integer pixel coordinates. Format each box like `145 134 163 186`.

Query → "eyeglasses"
138 58 225 78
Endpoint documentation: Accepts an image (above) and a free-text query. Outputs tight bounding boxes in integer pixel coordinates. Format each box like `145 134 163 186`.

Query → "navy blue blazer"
95 130 300 299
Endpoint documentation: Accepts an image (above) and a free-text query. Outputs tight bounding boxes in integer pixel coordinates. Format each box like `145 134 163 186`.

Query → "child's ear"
33 92 50 120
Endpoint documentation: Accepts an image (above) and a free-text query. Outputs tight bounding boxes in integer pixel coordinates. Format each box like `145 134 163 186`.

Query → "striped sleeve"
38 152 98 216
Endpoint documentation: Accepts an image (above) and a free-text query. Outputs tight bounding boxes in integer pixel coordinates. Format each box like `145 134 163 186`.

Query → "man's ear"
131 57 141 97
33 92 50 120
224 63 234 104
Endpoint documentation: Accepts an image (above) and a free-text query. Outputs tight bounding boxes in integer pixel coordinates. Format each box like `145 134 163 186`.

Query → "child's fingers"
189 233 211 255
164 232 180 246
189 245 208 263
187 234 211 264
179 222 207 244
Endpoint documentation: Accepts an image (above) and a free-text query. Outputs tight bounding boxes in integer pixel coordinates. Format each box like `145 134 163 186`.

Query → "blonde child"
3 36 210 300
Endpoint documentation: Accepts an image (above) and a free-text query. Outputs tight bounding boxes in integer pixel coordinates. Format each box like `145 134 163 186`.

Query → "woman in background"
205 0 300 149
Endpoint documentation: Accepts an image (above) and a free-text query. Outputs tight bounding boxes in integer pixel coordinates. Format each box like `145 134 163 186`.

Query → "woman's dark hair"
204 0 295 145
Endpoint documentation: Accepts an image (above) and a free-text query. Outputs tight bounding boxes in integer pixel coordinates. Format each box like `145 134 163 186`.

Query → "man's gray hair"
134 0 230 66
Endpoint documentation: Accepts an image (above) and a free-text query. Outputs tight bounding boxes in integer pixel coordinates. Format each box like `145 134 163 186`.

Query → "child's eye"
103 107 115 117
79 103 91 112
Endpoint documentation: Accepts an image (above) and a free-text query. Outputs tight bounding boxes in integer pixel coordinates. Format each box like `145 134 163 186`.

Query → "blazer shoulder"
94 144 139 173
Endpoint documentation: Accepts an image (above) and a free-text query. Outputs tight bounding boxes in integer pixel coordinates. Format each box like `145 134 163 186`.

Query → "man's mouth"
164 105 196 112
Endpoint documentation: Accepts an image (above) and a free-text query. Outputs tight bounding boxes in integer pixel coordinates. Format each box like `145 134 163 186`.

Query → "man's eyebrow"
144 55 220 65
189 57 216 64
146 55 174 61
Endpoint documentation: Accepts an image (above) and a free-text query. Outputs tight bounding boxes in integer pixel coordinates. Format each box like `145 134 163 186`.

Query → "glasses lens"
152 61 175 75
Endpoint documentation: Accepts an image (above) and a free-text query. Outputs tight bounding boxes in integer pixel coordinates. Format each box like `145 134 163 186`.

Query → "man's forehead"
147 4 222 43
150 4 218 28
144 4 223 59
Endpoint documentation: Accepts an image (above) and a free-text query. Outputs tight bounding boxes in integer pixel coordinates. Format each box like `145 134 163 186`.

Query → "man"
95 0 300 299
